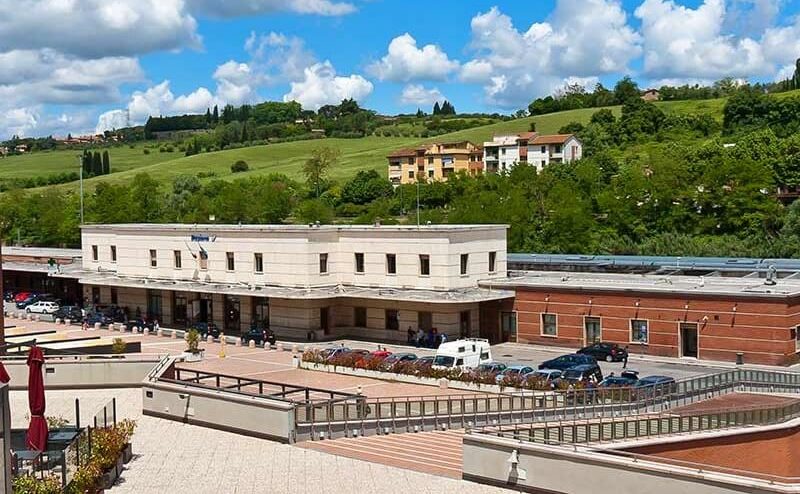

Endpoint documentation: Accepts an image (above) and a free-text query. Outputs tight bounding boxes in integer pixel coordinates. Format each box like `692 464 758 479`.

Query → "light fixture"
635 300 640 307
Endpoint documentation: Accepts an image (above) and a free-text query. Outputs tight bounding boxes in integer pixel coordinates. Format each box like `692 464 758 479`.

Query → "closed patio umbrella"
25 346 47 451
0 360 9 384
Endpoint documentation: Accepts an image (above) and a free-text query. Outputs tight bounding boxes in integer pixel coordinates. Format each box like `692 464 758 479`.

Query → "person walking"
82 320 88 331
622 345 629 369
407 326 415 345
415 328 424 348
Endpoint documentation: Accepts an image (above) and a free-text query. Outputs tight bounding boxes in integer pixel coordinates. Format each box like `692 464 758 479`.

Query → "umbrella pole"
0 241 5 355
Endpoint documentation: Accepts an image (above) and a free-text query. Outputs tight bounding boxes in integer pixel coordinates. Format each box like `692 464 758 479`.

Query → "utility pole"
416 179 420 228
0 242 5 352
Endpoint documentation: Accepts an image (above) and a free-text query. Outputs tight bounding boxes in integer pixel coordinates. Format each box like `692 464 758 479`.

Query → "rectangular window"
796 326 800 351
149 249 157 268
354 307 367 327
110 287 118 305
428 157 433 165
385 309 399 330
91 287 100 304
631 319 649 343
91 245 98 261
460 253 469 275
199 251 208 270
354 252 365 273
555 144 562 153
110 245 117 263
428 169 434 178
541 313 557 336
147 289 162 320
173 250 182 269
386 254 397 274
254 253 264 273
319 253 328 274
418 311 432 330
419 254 430 276
226 252 235 271
489 251 497 273
540 146 546 153
501 311 517 338
408 170 414 179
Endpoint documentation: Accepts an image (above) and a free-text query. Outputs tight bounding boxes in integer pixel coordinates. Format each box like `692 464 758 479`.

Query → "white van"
432 338 493 370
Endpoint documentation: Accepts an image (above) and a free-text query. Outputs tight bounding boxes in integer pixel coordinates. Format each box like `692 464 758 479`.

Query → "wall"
462 435 772 494
511 288 797 365
1 356 161 390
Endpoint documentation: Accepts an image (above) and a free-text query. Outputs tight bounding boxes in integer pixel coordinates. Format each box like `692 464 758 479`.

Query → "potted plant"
183 329 204 362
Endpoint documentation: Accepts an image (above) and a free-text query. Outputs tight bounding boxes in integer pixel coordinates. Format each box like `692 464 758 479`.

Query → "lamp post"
77 155 84 225
0 241 4 352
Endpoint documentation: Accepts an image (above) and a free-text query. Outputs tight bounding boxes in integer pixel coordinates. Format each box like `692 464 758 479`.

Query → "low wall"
141 379 296 443
1 356 163 390
462 434 778 494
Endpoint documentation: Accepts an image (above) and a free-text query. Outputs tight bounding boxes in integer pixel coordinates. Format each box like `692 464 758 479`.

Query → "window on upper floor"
226 252 235 271
428 157 433 165
428 169 434 178
408 171 414 179
419 254 430 276
355 252 365 273
254 253 263 273
460 253 469 275
501 148 506 155
91 245 98 261
489 251 497 273
319 253 328 274
386 254 396 275
174 250 182 269
110 245 117 263
149 249 157 268
555 144 562 153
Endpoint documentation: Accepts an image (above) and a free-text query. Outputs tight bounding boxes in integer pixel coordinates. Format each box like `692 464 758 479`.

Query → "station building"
69 224 515 342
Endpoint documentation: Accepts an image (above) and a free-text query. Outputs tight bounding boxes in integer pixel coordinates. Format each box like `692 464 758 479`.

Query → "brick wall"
512 289 800 365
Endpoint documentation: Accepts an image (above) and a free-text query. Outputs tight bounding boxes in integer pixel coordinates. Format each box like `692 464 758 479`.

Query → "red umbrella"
0 360 9 384
26 346 47 451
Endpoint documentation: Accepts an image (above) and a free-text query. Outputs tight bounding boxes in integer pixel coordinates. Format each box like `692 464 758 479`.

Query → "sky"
1 0 800 139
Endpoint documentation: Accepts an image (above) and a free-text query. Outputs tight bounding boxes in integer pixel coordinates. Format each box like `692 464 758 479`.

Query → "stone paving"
10 389 516 494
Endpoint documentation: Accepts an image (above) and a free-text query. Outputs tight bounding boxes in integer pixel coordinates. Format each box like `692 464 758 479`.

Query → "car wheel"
605 355 613 362
26 308 31 313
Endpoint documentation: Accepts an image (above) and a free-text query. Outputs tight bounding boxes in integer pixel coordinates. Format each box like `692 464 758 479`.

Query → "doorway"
459 311 471 338
680 323 698 358
197 298 212 323
584 317 601 345
320 307 331 335
224 296 241 333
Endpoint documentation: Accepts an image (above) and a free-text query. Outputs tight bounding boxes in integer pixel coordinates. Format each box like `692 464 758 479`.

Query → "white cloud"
213 61 259 105
635 0 800 81
368 33 459 82
0 0 201 58
244 32 317 84
462 1 641 108
283 61 373 110
187 0 355 17
400 84 446 106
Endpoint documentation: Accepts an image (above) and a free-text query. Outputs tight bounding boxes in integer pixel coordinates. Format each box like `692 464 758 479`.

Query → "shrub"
186 329 200 353
143 148 150 155
231 160 249 173
46 415 69 429
12 474 61 494
111 338 126 354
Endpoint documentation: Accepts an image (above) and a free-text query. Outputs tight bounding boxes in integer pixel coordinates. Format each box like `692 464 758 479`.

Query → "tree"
341 170 393 205
205 108 212 123
212 105 219 123
296 199 335 224
302 146 340 198
614 76 640 104
240 121 249 143
432 101 441 115
92 152 103 176
415 108 424 118
102 150 110 175
558 122 585 134
231 160 249 173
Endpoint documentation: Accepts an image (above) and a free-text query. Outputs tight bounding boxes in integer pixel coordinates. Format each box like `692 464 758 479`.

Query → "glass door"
584 317 601 345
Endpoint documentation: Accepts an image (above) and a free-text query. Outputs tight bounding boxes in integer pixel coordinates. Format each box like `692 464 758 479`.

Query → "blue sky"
1 0 800 138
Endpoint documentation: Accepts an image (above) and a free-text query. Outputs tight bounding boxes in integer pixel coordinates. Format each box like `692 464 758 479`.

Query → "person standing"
153 319 160 333
407 326 414 345
416 328 424 348
622 345 629 369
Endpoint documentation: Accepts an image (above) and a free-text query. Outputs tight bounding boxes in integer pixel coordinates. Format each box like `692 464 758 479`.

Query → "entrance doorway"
320 307 331 335
680 323 698 358
459 311 471 338
224 296 241 333
584 317 601 345
193 298 212 324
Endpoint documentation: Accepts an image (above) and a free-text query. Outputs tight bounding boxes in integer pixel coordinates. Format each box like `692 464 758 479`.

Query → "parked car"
495 365 535 383
84 312 113 327
525 369 562 388
538 353 597 371
635 375 677 396
338 349 371 362
54 305 84 322
598 370 640 388
413 355 435 369
16 294 41 309
240 327 276 346
433 338 492 370
381 352 417 365
355 350 393 368
124 318 154 332
320 347 351 362
474 362 508 374
577 342 628 362
558 364 603 385
194 322 221 339
13 292 33 303
26 301 59 314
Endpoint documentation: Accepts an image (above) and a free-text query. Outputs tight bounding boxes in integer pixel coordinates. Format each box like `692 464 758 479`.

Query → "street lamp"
76 155 84 225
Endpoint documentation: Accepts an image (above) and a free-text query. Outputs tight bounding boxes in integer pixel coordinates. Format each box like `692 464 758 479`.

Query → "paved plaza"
10 389 514 494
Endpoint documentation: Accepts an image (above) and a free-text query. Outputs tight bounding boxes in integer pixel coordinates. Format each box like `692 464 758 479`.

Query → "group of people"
407 326 448 348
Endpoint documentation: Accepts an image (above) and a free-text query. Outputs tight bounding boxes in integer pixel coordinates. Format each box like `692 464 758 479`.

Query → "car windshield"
563 369 583 379
433 356 455 367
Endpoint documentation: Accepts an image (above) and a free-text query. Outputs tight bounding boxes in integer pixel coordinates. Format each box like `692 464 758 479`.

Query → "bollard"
235 338 242 347
65 319 71 326
157 328 163 337
207 335 214 344
276 342 284 352
291 344 298 354
132 326 139 333
171 330 177 339
143 328 150 336
93 322 100 330
248 339 255 348
55 318 62 325
263 342 270 351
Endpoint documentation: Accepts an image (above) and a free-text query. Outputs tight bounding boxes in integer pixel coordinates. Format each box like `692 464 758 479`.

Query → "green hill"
9 90 800 193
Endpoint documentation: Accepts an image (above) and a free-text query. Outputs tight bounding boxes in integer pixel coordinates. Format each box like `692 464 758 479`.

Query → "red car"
14 292 32 303
355 350 393 368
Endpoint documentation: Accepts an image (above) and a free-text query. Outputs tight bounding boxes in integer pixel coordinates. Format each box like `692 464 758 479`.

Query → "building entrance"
681 323 698 358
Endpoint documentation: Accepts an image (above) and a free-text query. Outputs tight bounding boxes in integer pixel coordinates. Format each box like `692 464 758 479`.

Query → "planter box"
100 466 118 490
299 360 555 396
182 351 204 362
122 443 133 464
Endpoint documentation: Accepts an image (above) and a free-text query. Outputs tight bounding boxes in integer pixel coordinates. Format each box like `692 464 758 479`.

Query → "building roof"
387 148 421 158
530 134 575 145
483 135 519 147
516 131 538 141
480 270 800 299
74 271 515 303
81 224 508 234
2 246 82 259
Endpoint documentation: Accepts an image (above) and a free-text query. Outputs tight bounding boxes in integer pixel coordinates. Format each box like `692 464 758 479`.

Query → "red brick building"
482 272 800 365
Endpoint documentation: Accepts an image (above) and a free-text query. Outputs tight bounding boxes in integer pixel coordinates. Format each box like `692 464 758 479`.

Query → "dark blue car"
539 353 597 371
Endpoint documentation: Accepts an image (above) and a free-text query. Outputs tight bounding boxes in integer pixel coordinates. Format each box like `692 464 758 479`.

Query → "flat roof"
3 246 82 259
481 270 800 299
77 272 515 303
81 224 509 233
508 253 800 273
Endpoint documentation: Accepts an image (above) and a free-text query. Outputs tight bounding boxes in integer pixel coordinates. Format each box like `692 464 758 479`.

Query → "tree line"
81 150 111 177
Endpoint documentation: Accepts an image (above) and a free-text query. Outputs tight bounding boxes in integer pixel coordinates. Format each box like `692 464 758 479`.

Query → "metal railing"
293 367 800 441
470 399 800 446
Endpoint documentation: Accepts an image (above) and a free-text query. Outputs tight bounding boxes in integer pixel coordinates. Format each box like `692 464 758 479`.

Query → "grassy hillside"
0 143 174 179
14 90 800 193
